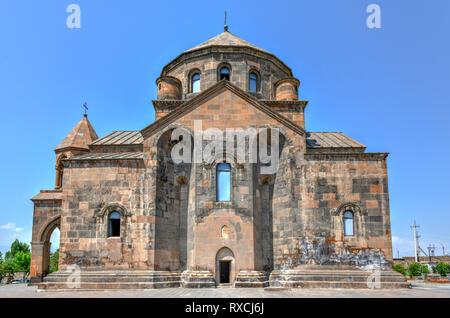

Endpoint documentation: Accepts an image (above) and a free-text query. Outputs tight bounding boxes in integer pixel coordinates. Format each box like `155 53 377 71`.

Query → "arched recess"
36 216 61 278
215 247 235 285
332 202 368 240
55 154 67 189
252 125 290 272
154 125 194 271
94 203 130 238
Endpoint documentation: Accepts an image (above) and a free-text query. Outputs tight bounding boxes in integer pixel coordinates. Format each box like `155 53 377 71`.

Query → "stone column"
29 242 45 284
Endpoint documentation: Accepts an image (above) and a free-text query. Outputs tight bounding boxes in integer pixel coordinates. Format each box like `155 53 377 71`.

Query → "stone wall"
274 153 393 270
165 52 291 100
59 159 149 270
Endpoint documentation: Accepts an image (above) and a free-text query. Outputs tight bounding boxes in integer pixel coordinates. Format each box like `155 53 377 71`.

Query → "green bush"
393 264 407 276
408 263 423 278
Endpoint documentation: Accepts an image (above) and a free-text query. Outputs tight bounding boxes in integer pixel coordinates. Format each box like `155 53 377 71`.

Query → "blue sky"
0 0 449 257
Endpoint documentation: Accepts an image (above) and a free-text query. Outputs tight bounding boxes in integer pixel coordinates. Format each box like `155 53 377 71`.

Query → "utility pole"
411 221 420 262
396 249 400 259
440 243 446 256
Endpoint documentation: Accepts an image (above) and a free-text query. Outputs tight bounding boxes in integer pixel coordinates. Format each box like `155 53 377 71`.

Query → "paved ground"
0 282 449 298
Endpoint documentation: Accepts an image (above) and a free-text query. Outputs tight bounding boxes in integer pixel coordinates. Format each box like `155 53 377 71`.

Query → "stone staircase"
38 270 182 290
37 268 408 290
269 268 408 289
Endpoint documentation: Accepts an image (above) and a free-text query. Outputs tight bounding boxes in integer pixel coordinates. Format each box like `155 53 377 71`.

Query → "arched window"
191 73 200 93
249 72 258 92
217 163 231 202
343 211 354 236
108 212 121 237
219 67 230 81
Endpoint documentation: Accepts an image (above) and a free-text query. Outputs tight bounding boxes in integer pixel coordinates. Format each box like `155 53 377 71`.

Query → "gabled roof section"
141 79 306 139
55 115 98 153
306 132 366 153
67 152 143 161
90 131 143 146
185 31 269 54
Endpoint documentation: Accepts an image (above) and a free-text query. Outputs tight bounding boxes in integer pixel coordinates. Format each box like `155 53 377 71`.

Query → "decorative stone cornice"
30 190 63 202
261 100 308 107
304 152 389 160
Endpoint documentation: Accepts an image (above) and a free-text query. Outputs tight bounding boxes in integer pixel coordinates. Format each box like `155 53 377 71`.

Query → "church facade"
30 29 407 289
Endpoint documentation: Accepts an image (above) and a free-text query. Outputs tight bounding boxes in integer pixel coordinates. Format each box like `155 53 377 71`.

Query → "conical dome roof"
185 31 269 53
55 115 98 153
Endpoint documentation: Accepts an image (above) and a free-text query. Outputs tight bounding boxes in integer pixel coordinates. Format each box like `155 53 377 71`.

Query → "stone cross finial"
83 102 88 116
224 10 228 32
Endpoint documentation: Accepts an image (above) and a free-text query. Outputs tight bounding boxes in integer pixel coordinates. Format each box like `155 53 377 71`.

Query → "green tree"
13 251 31 280
49 249 59 273
10 239 30 257
421 264 430 274
1 240 31 283
408 263 423 278
2 258 17 283
393 264 407 276
0 252 4 283
433 262 450 277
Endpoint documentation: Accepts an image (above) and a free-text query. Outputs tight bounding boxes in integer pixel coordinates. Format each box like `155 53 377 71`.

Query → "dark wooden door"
219 261 230 283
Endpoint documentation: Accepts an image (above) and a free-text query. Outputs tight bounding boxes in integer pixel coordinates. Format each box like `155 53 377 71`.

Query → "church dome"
183 31 270 54
158 30 297 100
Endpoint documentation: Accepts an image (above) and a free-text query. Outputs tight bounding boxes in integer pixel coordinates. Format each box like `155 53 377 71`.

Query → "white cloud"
392 236 405 244
0 222 31 254
0 222 23 232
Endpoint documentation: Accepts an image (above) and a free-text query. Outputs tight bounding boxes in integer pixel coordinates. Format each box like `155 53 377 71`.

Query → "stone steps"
39 281 181 290
37 269 408 290
38 271 182 290
269 269 408 288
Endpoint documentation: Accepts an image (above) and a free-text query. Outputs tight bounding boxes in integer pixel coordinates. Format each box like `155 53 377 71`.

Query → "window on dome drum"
108 212 121 237
217 163 231 202
192 73 200 93
219 67 230 81
343 211 354 236
249 72 258 92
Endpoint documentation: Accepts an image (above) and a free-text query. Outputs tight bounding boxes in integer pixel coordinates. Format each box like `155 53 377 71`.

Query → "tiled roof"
90 131 143 146
185 31 269 53
306 132 366 149
68 152 144 160
55 115 98 152
88 131 364 150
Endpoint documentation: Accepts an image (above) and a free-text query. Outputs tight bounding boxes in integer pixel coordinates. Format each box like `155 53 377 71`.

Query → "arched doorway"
31 216 61 282
41 217 60 277
215 247 235 285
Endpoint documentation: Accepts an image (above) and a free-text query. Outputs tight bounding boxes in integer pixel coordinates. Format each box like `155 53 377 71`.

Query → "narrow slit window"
109 212 121 237
343 211 354 236
192 73 200 93
217 163 231 202
249 72 258 92
220 67 230 81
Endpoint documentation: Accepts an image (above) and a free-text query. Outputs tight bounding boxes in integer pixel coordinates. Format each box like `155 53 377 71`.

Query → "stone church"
30 27 406 289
